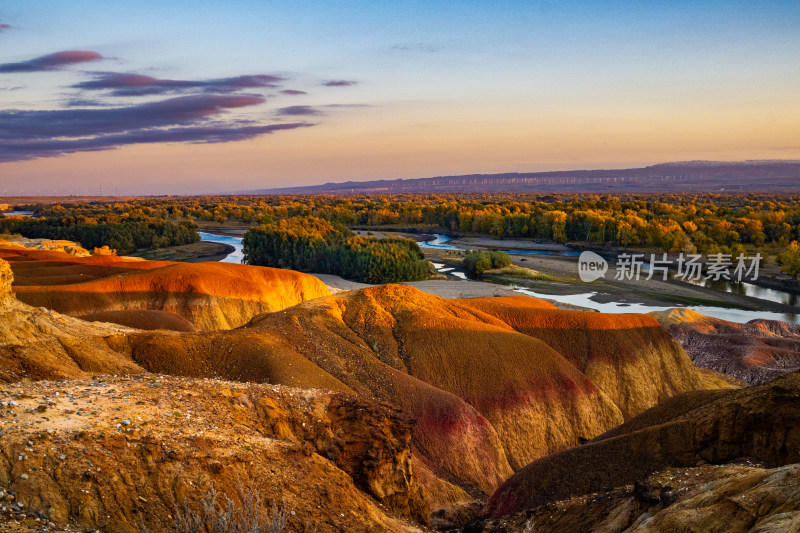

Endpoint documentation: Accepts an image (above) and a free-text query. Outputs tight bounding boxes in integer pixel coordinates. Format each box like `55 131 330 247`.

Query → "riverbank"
313 273 594 310
129 241 235 262
198 230 800 323
449 236 570 252
421 246 799 320
196 225 249 237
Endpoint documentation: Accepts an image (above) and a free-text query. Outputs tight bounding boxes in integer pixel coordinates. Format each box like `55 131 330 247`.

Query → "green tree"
462 250 511 279
776 241 800 280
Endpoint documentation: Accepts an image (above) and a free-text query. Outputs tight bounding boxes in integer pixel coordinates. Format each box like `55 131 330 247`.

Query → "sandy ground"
313 273 595 310
448 237 569 251
352 229 387 238
315 273 517 298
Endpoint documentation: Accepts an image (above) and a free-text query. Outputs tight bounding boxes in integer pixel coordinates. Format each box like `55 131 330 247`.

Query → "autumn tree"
776 241 800 280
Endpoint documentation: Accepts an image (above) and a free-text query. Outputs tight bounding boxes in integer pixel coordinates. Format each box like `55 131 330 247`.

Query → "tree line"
25 193 800 255
242 217 431 283
0 215 199 253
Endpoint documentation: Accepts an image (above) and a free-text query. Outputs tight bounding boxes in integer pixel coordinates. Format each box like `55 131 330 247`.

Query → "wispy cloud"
276 105 323 116
323 104 370 109
72 72 286 96
63 98 110 107
0 93 314 162
0 23 12 33
323 80 357 87
1 94 266 139
0 123 312 162
0 46 354 162
0 50 103 73
389 42 441 53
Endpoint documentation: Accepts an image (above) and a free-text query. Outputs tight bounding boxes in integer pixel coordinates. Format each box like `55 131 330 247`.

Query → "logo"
578 251 608 282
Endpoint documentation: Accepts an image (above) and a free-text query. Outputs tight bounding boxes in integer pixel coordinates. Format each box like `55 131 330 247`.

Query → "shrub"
138 485 288 533
463 250 512 279
92 245 117 256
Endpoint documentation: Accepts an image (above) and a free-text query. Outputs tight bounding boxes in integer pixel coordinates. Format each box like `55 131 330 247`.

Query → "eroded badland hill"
651 308 800 385
1 247 330 330
2 251 800 532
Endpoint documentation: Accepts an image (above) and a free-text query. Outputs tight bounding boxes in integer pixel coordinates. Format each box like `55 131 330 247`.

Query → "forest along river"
200 232 799 324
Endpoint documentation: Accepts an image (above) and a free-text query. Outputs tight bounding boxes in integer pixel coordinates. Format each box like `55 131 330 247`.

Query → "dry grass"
484 264 557 281
137 485 288 533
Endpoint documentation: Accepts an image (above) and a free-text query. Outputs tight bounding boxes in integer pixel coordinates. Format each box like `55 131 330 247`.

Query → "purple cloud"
0 123 312 162
0 93 313 162
323 80 357 87
280 89 307 95
0 94 266 140
73 72 285 96
63 98 109 107
0 50 103 73
0 23 11 33
276 105 323 116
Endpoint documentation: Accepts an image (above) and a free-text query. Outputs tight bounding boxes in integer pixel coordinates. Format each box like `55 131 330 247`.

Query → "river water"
513 287 798 324
418 234 462 250
419 233 582 256
682 277 798 307
198 232 244 264
200 231 799 324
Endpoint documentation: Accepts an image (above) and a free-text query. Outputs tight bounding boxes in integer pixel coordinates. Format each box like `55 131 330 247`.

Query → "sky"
0 1 799 195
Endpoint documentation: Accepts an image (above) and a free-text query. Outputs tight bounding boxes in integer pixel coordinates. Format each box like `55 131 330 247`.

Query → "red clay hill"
126 285 733 509
651 308 800 385
1 247 330 330
0 255 737 529
481 370 800 532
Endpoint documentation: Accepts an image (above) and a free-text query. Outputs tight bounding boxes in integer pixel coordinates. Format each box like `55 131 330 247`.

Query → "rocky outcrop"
0 235 91 256
0 258 145 382
479 462 800 533
0 257 12 298
0 376 427 532
485 371 800 519
651 308 800 385
2 247 330 330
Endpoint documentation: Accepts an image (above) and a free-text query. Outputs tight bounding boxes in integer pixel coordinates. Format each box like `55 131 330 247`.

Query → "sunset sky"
1 1 799 195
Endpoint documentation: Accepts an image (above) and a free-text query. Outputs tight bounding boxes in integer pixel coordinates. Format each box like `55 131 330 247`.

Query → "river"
420 233 582 256
198 232 244 264
682 277 799 307
513 287 798 324
200 231 799 324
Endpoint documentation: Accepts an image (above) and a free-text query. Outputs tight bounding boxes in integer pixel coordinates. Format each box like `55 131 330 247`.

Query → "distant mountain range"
246 160 800 195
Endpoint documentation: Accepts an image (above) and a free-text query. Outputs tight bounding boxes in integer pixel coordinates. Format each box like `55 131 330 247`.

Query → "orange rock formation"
2 247 330 330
